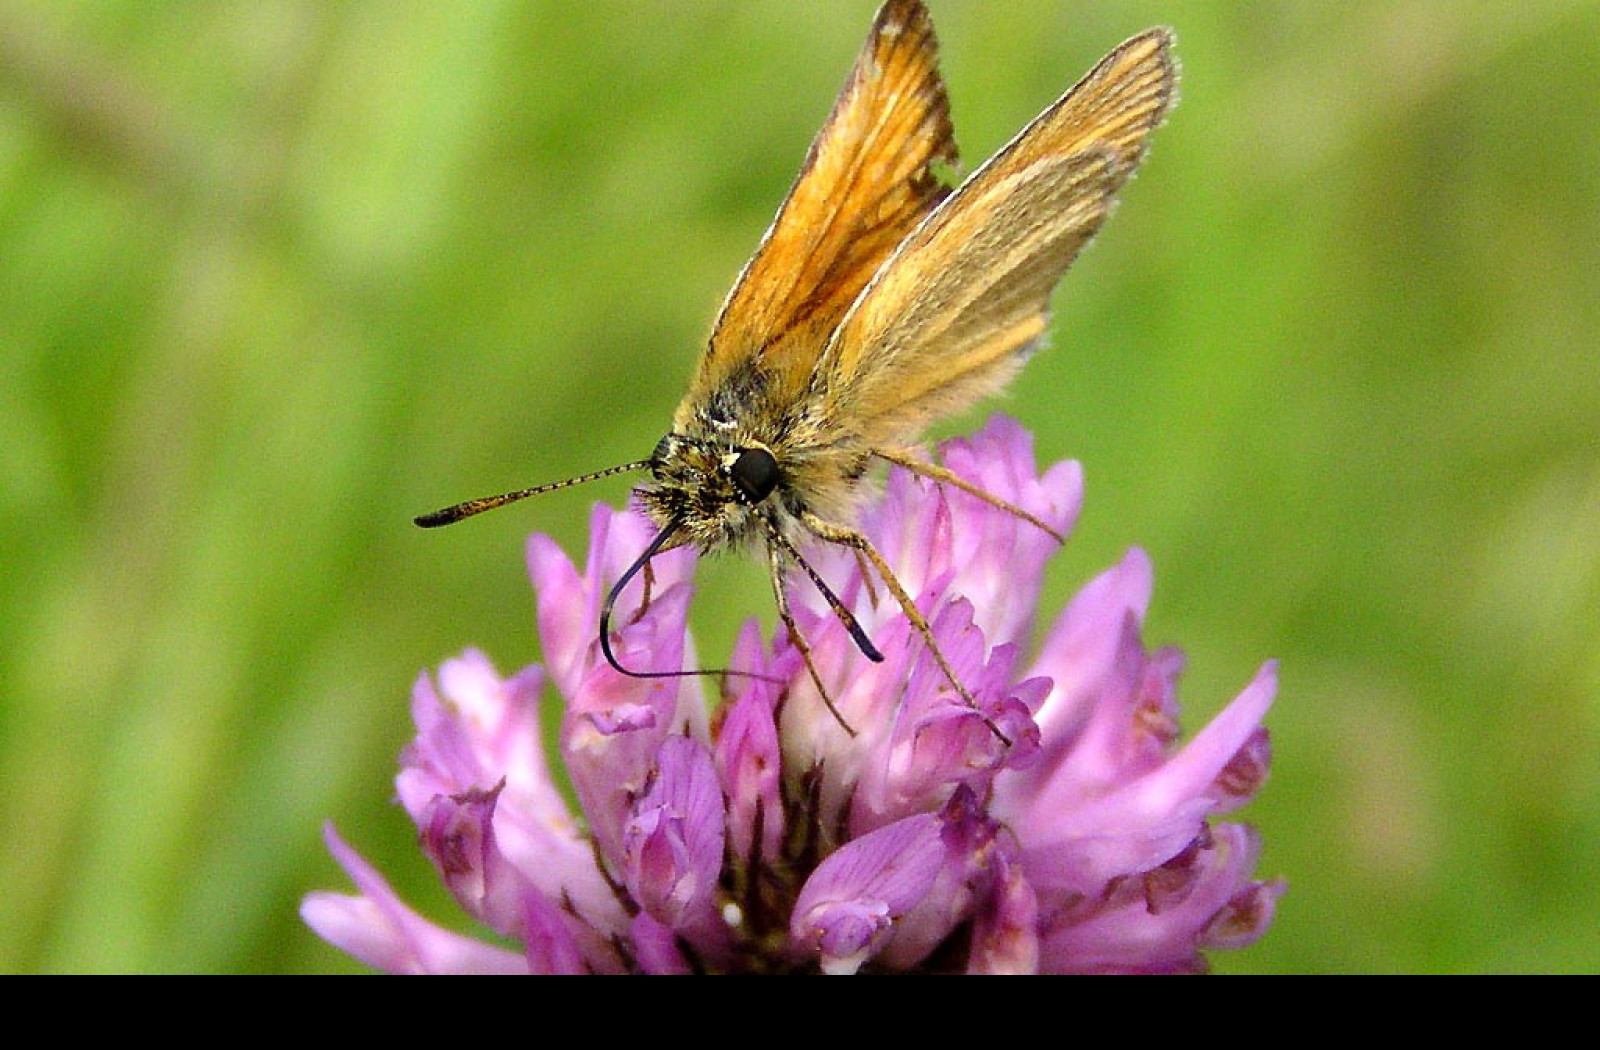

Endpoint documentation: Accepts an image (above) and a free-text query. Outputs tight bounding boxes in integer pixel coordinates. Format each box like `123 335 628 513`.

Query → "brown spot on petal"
1202 878 1287 951
1142 829 1209 913
1214 728 1271 807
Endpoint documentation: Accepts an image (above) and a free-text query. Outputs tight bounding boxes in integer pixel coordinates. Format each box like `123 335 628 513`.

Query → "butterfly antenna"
414 461 652 528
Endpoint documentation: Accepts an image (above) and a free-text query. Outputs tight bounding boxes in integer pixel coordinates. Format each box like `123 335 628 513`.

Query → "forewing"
687 0 958 413
818 27 1177 444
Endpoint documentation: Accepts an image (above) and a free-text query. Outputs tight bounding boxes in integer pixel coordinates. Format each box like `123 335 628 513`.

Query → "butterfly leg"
626 558 657 625
874 447 1064 543
852 547 880 606
766 538 857 737
799 510 1011 745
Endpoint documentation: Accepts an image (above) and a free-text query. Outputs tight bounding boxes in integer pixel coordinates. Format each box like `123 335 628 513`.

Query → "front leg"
763 527 857 737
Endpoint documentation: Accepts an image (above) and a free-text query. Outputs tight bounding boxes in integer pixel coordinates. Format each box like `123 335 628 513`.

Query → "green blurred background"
3 0 1595 974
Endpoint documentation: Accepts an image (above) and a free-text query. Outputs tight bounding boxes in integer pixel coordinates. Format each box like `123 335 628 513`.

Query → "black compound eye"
729 447 779 504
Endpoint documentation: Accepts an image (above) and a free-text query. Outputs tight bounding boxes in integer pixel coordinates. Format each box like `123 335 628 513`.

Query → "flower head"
303 415 1283 973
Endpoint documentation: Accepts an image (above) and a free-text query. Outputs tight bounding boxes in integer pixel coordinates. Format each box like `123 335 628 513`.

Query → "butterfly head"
638 431 783 554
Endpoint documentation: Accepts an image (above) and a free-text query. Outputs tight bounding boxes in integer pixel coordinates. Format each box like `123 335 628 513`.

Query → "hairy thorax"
636 401 871 556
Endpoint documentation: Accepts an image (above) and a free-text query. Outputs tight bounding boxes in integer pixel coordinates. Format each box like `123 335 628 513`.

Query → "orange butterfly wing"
683 0 958 419
818 27 1177 447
